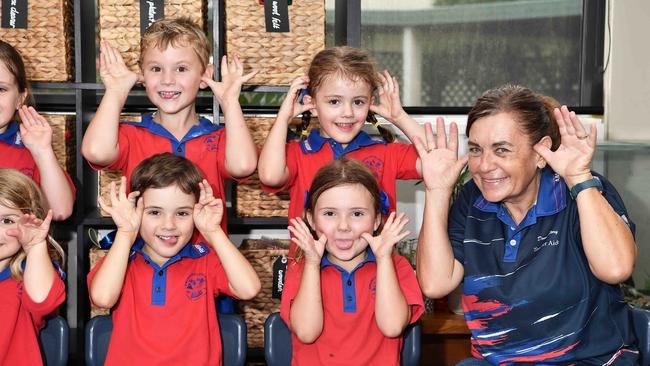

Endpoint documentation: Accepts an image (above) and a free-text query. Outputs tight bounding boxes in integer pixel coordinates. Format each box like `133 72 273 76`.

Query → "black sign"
1 0 28 29
139 0 164 35
264 0 290 33
272 255 288 299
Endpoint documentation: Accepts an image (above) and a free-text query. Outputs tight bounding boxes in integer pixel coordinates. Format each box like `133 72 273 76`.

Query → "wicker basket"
43 114 76 174
225 0 325 85
235 116 319 218
0 0 73 81
89 247 110 317
237 239 290 348
98 0 206 74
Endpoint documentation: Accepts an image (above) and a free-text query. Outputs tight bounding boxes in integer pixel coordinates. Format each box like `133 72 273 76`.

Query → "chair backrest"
264 312 422 366
85 314 247 366
39 316 69 366
631 307 650 366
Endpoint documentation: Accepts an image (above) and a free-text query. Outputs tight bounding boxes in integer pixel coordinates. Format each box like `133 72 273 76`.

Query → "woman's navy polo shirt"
448 167 637 365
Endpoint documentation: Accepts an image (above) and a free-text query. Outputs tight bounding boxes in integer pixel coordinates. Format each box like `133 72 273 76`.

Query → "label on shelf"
139 0 164 35
1 0 27 29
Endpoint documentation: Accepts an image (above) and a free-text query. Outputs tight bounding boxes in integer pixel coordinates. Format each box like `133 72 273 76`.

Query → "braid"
296 111 312 141
366 112 395 143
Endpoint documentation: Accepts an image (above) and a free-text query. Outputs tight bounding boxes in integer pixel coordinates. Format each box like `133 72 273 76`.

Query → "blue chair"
39 316 69 366
631 307 650 366
264 312 422 366
85 314 247 366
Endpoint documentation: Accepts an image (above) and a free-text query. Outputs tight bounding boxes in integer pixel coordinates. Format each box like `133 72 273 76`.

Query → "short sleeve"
393 255 424 323
87 123 132 171
388 142 421 180
260 141 300 193
595 172 636 236
86 255 107 307
207 251 235 298
279 259 304 328
214 129 236 181
448 181 478 264
21 274 65 329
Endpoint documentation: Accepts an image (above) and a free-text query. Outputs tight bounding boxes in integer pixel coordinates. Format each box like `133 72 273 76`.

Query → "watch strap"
570 176 603 199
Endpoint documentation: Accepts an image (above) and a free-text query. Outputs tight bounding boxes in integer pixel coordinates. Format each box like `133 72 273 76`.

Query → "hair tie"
379 191 390 215
301 129 309 136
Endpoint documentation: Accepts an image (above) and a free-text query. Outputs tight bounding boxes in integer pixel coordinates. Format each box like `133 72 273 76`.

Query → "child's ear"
373 214 381 232
16 90 27 109
303 95 317 116
306 212 314 230
199 64 215 89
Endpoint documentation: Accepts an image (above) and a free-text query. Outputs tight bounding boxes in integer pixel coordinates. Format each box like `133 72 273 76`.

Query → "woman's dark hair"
466 85 561 151
130 153 204 201
296 46 394 142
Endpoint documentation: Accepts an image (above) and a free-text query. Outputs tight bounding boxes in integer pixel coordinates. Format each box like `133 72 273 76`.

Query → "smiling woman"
416 85 639 366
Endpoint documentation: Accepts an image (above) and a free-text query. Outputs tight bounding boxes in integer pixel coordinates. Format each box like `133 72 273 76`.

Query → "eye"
150 66 161 72
352 211 365 217
1 218 15 225
468 146 481 156
495 147 510 154
0 87 6 93
176 65 188 72
327 99 340 105
146 209 160 216
176 210 191 217
321 210 335 217
353 99 366 106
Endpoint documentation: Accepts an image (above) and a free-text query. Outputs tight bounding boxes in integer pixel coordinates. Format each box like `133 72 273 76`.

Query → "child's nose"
337 217 351 231
161 70 175 84
162 215 177 229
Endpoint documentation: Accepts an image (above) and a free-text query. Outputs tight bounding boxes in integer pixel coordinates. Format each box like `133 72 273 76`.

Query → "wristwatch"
570 176 603 199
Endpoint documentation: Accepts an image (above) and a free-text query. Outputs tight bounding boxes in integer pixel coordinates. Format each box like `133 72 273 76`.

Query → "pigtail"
366 112 395 143
296 111 312 142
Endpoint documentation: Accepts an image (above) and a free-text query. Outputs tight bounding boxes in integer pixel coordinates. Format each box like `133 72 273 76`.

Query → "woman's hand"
288 217 326 265
18 106 54 156
202 55 257 106
362 212 410 260
98 176 142 235
413 119 469 191
7 210 53 254
193 180 224 236
369 70 408 124
99 41 139 95
277 76 314 121
534 106 596 187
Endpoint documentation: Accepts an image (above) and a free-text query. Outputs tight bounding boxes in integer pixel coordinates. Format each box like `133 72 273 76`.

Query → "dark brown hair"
297 46 394 142
466 85 561 150
0 40 33 108
130 153 203 201
140 17 210 71
0 169 64 280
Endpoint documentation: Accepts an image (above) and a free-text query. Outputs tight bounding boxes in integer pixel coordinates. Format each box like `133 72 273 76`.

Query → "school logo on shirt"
203 134 219 152
185 273 207 300
361 156 383 178
369 277 377 294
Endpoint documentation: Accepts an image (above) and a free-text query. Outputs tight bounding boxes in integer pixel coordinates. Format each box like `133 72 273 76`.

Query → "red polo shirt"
0 265 66 366
89 114 232 233
88 239 234 365
262 130 420 256
280 250 424 366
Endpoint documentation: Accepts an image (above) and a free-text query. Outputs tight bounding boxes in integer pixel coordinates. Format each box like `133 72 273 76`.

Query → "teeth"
158 91 180 98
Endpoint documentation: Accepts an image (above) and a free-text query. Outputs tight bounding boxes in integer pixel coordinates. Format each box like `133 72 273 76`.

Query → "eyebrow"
468 140 514 148
323 94 369 99
144 206 194 210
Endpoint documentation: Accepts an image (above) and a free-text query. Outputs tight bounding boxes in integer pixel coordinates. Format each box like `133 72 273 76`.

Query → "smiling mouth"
334 122 356 130
156 235 179 245
158 91 180 99
482 177 507 185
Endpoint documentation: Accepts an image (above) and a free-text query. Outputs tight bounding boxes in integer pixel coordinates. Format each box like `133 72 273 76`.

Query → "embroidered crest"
203 134 219 152
361 156 383 178
185 273 207 300
369 277 377 294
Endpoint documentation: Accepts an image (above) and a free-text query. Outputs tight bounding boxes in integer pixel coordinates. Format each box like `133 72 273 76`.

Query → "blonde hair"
140 17 210 71
0 169 65 280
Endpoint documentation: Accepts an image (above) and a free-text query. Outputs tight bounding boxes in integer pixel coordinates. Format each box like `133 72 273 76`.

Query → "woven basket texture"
89 247 110 317
42 114 76 174
0 0 73 81
236 116 319 218
225 0 325 85
98 0 205 74
237 239 290 348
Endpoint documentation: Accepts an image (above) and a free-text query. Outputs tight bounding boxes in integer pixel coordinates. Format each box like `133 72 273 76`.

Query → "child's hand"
288 218 326 265
98 176 143 235
362 212 410 260
202 55 258 106
18 106 53 156
277 76 314 121
193 180 224 235
6 210 53 254
99 41 139 95
369 70 408 124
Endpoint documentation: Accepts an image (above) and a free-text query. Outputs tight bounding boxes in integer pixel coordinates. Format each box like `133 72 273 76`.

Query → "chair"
85 314 247 366
631 306 650 366
264 312 422 366
39 316 69 366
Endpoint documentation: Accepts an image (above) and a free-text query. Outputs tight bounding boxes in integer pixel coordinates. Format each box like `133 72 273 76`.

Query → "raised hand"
98 176 142 234
369 70 408 123
534 106 596 187
18 106 53 155
413 119 469 191
99 41 139 94
276 76 314 120
193 180 224 235
288 217 326 265
361 212 410 260
6 210 53 254
202 55 258 105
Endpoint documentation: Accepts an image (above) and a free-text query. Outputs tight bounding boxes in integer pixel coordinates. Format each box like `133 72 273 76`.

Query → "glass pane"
361 0 583 107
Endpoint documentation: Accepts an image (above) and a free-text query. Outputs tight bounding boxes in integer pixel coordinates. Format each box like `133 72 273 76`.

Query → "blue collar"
300 129 385 155
124 114 223 143
131 237 209 269
320 247 377 272
473 167 567 218
0 121 23 147
0 266 10 281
